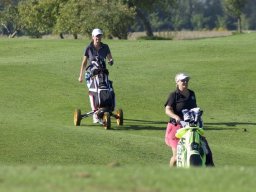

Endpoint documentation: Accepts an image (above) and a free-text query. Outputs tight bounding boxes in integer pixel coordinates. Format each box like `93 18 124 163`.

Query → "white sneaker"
93 114 99 123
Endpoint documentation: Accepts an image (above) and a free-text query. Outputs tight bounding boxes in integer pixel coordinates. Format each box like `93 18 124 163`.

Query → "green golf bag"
175 125 206 167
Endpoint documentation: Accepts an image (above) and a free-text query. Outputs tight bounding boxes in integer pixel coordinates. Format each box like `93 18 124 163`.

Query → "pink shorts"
165 123 181 149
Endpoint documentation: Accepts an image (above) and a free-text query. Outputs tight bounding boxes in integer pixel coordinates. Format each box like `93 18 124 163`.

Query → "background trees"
18 0 63 38
0 0 255 38
223 0 247 33
243 0 256 30
16 0 134 39
0 0 20 37
54 0 135 39
122 0 176 37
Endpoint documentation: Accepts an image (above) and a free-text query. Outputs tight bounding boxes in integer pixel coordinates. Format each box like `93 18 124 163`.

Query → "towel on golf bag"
85 57 115 111
182 107 203 128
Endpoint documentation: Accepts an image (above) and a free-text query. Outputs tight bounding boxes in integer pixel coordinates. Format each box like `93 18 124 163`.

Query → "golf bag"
175 108 207 167
85 56 115 111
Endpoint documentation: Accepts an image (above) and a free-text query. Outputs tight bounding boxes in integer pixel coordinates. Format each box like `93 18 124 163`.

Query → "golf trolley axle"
81 111 94 119
74 108 123 130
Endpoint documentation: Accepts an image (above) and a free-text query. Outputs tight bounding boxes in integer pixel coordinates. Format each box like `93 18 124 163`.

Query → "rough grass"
128 30 233 40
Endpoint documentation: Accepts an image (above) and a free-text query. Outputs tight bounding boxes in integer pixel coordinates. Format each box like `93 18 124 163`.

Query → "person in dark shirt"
164 73 214 167
78 28 114 123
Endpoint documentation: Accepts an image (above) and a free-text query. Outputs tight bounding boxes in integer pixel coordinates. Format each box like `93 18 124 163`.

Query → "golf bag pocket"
98 89 115 110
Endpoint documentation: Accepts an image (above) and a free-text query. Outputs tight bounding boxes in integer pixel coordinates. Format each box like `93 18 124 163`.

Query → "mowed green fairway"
0 33 256 192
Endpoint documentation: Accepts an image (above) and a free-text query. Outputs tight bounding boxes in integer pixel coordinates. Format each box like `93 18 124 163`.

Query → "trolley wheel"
116 108 123 126
74 109 82 126
103 112 111 130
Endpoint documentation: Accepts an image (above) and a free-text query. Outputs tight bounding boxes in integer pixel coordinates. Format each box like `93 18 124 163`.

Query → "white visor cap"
92 28 103 37
175 73 190 83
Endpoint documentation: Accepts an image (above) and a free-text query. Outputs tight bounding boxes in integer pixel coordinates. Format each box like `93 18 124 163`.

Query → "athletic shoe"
93 113 99 123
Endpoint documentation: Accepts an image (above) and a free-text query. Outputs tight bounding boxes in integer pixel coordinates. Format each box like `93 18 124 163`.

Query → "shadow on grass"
113 118 166 131
204 122 256 131
78 119 255 131
77 118 166 131
205 122 256 126
123 118 166 125
114 125 166 131
116 120 256 131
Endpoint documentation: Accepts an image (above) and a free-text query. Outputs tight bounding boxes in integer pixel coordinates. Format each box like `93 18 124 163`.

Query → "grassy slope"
0 33 256 191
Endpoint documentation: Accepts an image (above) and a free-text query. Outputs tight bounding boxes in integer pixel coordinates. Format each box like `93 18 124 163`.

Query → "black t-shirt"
164 89 197 121
84 42 111 68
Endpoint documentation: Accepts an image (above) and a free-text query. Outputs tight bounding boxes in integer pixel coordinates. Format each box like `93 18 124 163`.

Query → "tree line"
0 0 255 39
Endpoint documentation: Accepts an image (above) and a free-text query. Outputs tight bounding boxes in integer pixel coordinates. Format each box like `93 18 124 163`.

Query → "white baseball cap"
175 73 190 83
92 28 103 37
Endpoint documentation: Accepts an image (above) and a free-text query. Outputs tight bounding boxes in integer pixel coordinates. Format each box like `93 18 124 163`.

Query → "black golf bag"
85 56 115 111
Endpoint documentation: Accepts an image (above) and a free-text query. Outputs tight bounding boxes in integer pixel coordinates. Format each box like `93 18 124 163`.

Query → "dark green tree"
0 0 21 37
169 0 225 30
122 0 176 37
224 0 247 33
243 0 256 29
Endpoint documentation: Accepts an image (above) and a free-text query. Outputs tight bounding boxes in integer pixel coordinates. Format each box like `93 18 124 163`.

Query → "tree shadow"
123 118 166 125
204 122 256 131
114 118 166 131
205 122 256 126
78 118 166 130
79 118 255 131
115 119 256 131
114 124 166 131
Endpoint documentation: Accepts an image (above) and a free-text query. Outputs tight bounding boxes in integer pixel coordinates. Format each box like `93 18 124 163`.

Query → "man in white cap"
78 28 114 123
